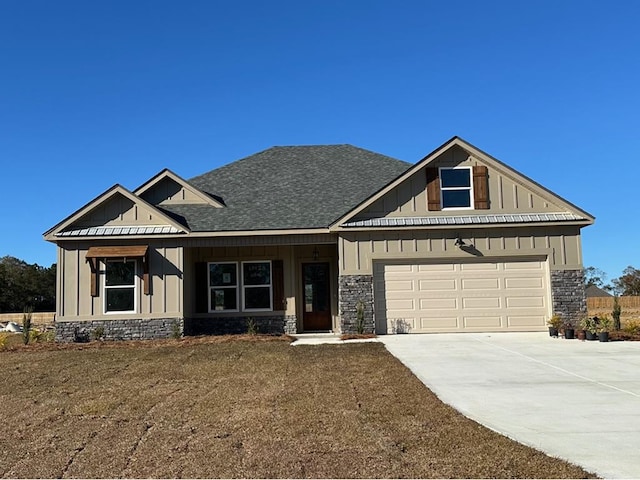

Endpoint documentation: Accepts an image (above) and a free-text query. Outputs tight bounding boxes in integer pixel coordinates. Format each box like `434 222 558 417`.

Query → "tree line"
585 265 640 296
0 256 56 313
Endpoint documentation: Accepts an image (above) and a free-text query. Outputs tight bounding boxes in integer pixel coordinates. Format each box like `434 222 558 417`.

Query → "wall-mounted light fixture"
454 236 466 248
312 246 320 261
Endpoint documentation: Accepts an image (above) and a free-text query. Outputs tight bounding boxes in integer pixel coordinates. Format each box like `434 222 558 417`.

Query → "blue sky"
1 0 638 284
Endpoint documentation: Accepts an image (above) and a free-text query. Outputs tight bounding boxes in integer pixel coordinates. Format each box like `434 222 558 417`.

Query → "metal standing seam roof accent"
56 225 183 237
342 212 586 228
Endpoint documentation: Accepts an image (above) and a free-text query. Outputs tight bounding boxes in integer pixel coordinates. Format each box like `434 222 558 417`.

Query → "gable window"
440 167 473 209
242 261 272 311
209 262 239 311
104 260 137 313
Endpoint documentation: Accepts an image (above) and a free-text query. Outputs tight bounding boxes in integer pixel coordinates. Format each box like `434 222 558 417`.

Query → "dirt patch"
0 339 596 478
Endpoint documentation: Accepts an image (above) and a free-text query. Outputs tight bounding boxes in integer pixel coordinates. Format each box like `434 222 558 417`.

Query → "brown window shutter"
426 168 441 211
195 262 209 314
272 259 285 311
473 165 489 209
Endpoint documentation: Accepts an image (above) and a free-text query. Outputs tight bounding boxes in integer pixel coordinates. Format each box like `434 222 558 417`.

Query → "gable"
135 169 224 208
335 138 594 229
44 185 188 240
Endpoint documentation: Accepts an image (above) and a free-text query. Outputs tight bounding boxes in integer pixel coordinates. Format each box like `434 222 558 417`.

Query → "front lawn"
0 336 594 478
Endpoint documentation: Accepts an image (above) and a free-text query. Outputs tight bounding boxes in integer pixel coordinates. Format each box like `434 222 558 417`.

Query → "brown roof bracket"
85 245 150 296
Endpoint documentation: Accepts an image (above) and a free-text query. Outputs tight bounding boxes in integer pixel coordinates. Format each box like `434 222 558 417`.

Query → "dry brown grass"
0 336 595 479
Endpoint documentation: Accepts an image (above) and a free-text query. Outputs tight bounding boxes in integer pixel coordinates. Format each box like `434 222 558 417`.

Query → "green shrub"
91 325 106 341
355 300 366 334
0 332 9 350
171 320 182 339
612 296 622 330
623 320 640 336
22 306 33 345
246 317 258 335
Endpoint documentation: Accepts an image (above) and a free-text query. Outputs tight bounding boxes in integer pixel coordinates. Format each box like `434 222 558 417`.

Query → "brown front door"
302 262 332 331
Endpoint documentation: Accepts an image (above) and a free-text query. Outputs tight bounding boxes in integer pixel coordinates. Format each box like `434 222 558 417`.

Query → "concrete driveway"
379 332 640 479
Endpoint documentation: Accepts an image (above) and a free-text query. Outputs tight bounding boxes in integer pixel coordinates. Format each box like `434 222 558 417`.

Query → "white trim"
439 166 474 211
103 259 138 315
207 261 239 313
241 260 273 312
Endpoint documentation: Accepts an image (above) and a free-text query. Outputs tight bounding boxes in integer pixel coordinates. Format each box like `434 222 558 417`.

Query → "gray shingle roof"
165 145 411 232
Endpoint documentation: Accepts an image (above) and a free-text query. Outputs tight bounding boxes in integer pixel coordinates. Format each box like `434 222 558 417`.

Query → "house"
44 137 594 341
585 285 612 298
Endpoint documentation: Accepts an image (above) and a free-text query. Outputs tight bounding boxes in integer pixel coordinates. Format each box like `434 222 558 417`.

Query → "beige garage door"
374 259 550 333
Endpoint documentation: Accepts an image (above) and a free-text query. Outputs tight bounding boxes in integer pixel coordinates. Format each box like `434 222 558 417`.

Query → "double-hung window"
440 167 474 209
207 261 272 312
242 261 272 311
104 260 137 313
209 262 239 311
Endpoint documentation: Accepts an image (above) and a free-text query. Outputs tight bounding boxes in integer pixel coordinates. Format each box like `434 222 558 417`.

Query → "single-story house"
585 285 612 298
44 137 594 341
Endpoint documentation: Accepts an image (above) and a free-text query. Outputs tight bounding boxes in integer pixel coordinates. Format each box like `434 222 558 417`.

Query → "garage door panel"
375 258 550 334
419 298 457 310
506 296 544 308
386 299 415 311
385 264 415 273
385 280 415 292
504 277 544 289
418 279 457 291
418 263 455 272
461 278 500 290
507 315 546 327
504 261 543 271
460 263 500 272
464 316 502 328
420 316 458 329
463 297 501 309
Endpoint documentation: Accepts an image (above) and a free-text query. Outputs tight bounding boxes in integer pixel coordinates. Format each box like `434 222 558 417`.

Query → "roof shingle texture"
165 145 411 232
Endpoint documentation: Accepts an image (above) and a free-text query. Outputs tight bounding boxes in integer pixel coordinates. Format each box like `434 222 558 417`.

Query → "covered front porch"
181 234 340 335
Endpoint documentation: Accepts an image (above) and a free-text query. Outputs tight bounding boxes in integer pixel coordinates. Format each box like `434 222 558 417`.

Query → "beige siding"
139 177 211 206
74 193 170 228
355 145 564 220
57 240 184 321
339 226 583 275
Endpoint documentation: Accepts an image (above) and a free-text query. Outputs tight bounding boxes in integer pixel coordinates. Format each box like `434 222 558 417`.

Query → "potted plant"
598 315 612 342
562 320 575 340
580 316 598 341
547 314 562 337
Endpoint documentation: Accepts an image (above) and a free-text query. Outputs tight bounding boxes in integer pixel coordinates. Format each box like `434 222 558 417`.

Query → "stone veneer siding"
56 318 183 343
184 315 294 336
339 275 374 334
550 269 587 325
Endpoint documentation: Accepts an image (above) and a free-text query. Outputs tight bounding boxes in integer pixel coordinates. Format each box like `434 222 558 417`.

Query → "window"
440 167 474 209
242 261 272 311
104 260 136 313
209 262 238 311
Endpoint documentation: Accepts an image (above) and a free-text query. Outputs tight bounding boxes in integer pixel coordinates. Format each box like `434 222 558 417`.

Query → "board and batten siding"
73 194 170 228
355 145 562 220
57 240 183 321
338 226 583 276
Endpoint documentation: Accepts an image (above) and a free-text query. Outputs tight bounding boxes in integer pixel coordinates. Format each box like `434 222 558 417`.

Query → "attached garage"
373 258 551 334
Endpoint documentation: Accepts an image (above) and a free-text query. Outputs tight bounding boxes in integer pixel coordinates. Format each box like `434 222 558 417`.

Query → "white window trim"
208 261 239 313
439 166 474 210
103 259 138 315
241 260 273 312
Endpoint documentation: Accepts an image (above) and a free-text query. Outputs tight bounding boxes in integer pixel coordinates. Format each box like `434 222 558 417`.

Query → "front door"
302 262 332 331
